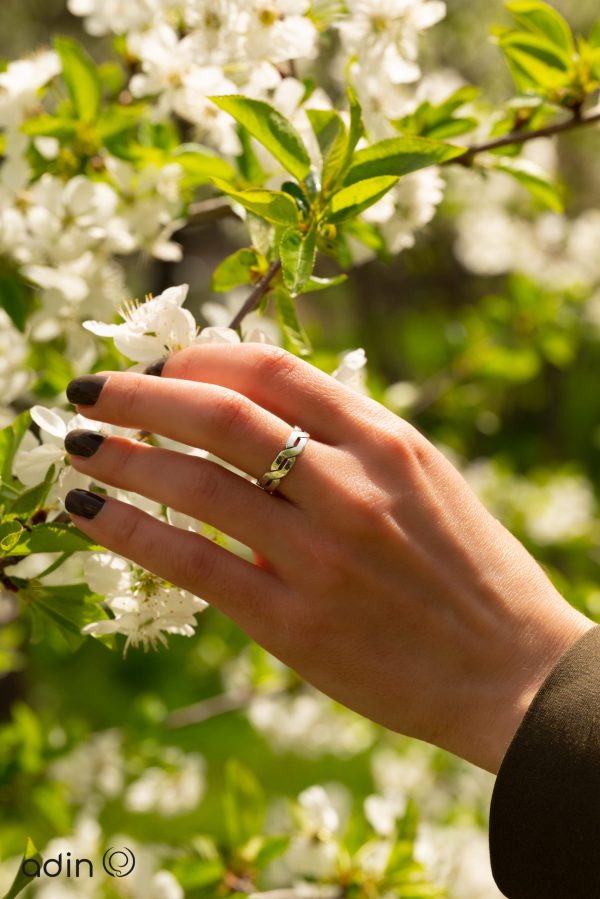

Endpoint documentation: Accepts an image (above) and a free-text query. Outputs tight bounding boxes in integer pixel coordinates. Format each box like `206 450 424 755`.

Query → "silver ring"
257 426 310 494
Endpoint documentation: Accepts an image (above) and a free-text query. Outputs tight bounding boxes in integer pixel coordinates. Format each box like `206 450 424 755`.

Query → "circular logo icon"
102 847 136 878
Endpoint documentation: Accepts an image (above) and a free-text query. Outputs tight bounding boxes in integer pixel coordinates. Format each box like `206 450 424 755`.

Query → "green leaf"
171 858 225 891
280 227 317 296
21 115 80 138
344 218 391 261
0 271 33 332
31 583 109 640
328 176 398 223
9 465 56 518
274 287 312 356
307 109 346 160
223 760 266 848
306 107 349 187
242 834 290 868
281 181 311 214
392 85 480 140
210 96 311 181
54 36 102 123
98 61 126 97
301 273 348 293
496 31 572 92
2 838 42 899
338 86 365 177
3 522 104 557
211 248 265 292
172 144 236 186
492 156 564 211
506 1 574 55
0 521 25 553
322 87 365 191
0 411 31 489
344 136 465 185
590 19 600 49
236 125 267 185
95 104 146 142
211 178 299 225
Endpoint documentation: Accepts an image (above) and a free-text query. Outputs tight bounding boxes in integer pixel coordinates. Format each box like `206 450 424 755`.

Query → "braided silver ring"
257 426 310 494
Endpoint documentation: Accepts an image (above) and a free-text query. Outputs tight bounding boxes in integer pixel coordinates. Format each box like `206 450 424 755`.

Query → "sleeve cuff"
489 623 600 899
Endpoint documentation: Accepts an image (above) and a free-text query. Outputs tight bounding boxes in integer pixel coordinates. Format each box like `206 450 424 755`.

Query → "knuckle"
338 481 391 534
187 461 222 509
115 506 146 550
378 419 433 467
179 538 216 586
254 345 299 388
211 388 251 438
118 375 145 419
114 435 142 478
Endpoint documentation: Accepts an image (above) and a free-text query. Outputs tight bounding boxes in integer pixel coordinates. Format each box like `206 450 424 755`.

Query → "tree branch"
166 685 289 728
166 689 254 728
186 196 235 227
228 258 283 330
187 107 600 333
451 106 600 165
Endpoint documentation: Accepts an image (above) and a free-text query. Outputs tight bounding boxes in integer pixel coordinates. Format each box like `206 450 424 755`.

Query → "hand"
63 344 594 773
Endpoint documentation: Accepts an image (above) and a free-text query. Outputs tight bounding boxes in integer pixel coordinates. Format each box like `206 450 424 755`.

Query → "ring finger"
65 431 302 564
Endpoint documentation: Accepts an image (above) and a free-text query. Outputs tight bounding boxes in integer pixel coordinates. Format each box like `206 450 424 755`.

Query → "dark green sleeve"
489 623 600 899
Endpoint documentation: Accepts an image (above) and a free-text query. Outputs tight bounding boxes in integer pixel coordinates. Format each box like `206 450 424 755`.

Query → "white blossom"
364 794 407 837
81 551 208 652
242 0 318 64
0 52 60 126
332 348 369 394
284 786 342 880
0 309 30 422
67 0 160 36
49 730 125 803
364 167 446 253
83 284 202 363
337 0 446 86
125 747 206 815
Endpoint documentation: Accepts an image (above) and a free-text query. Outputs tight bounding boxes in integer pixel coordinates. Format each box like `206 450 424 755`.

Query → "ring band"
257 426 310 494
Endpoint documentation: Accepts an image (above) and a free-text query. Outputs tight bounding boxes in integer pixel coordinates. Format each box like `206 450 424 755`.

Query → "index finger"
156 344 363 444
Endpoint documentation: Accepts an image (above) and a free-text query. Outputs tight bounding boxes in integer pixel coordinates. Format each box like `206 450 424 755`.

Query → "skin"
65 343 595 774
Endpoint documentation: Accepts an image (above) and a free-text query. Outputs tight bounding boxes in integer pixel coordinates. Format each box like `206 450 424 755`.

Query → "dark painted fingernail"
65 429 105 458
65 489 106 520
66 375 109 406
143 356 168 377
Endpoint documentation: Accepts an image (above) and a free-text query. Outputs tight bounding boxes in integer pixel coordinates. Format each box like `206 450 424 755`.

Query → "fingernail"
65 429 106 458
66 375 109 406
143 356 168 377
65 489 106 520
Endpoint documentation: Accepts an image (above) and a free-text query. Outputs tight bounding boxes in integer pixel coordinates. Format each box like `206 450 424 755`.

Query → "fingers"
159 343 363 443
64 489 284 639
65 431 302 562
66 371 326 504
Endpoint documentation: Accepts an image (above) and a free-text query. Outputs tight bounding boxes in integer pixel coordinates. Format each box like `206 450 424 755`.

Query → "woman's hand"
63 343 594 773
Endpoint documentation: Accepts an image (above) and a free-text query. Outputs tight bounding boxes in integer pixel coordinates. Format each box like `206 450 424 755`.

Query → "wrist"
487 605 595 774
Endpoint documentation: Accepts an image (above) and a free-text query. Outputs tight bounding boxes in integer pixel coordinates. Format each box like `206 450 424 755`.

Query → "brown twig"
186 196 236 227
449 106 600 166
228 258 283 330
183 108 600 336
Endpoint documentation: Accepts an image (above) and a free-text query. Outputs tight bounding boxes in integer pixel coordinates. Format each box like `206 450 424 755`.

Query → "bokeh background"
2 2 600 897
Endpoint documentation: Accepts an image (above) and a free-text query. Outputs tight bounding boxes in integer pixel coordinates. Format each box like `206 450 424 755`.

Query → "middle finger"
65 432 302 563
66 371 328 505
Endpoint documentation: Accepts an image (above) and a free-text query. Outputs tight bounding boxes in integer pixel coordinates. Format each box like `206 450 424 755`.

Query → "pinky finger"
64 488 283 639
